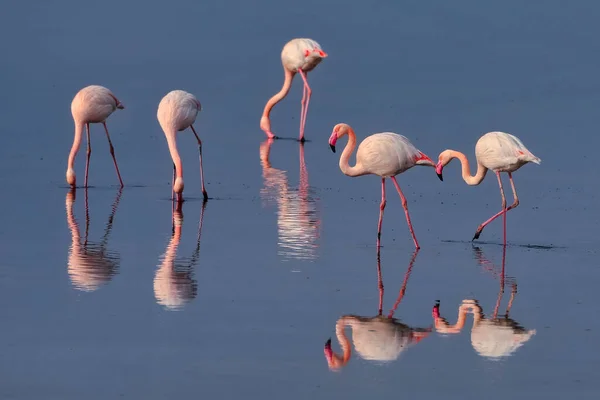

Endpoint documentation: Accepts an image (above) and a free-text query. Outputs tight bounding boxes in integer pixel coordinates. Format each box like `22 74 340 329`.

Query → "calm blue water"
0 0 599 398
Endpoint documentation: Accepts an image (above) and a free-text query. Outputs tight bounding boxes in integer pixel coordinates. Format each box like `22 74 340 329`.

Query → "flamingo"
65 188 122 292
328 123 437 250
432 245 537 359
66 85 125 188
324 250 430 370
260 38 327 141
154 202 206 311
157 90 207 203
260 139 321 260
435 131 541 243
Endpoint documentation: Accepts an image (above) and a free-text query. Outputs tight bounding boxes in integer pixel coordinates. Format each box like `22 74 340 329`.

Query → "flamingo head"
324 338 343 371
436 150 455 181
66 168 76 186
174 177 184 194
329 123 350 153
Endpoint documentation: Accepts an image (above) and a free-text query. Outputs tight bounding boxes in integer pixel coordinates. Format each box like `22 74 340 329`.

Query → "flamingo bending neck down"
435 131 541 243
329 123 437 250
157 90 208 204
66 85 125 188
260 38 327 141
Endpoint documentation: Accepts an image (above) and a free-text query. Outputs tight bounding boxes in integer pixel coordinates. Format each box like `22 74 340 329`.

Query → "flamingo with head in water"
157 90 207 203
66 85 125 188
260 38 327 141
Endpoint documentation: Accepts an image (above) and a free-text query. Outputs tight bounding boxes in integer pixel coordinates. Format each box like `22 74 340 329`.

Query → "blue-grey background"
0 0 598 398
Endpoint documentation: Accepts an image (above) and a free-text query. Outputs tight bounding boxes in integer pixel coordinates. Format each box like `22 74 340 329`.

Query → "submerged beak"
435 163 444 181
324 338 333 363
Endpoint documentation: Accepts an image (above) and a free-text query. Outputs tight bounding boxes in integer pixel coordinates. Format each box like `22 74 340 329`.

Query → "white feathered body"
471 319 536 359
476 131 541 173
356 133 424 177
281 38 326 73
157 90 201 134
71 85 121 123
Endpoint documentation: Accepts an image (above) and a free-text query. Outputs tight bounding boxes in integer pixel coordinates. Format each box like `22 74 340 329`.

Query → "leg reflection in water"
65 187 122 292
324 250 431 371
154 199 207 310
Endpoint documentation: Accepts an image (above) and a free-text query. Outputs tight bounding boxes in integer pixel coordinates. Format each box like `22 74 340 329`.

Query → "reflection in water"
153 201 207 311
433 245 537 359
65 188 122 292
324 250 431 370
260 139 321 261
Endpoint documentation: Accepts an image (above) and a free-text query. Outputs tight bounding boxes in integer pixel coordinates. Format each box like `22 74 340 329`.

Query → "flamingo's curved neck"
434 304 473 334
165 132 183 179
331 318 352 366
67 121 85 170
261 69 295 119
339 128 366 177
447 150 488 185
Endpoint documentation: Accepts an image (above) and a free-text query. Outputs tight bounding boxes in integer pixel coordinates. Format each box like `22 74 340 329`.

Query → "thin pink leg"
377 178 386 249
376 253 384 316
473 172 519 241
102 122 124 187
84 123 91 188
390 176 420 250
190 125 208 201
298 69 311 142
300 82 307 137
387 249 419 319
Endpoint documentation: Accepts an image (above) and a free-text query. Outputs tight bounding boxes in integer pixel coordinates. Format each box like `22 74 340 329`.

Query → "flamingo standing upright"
157 90 207 203
66 85 125 188
260 38 327 141
328 123 437 250
435 131 541 243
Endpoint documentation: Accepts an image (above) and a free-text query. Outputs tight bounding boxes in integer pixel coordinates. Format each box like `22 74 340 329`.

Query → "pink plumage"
157 90 207 203
328 123 437 250
66 85 125 188
260 38 328 141
436 131 541 243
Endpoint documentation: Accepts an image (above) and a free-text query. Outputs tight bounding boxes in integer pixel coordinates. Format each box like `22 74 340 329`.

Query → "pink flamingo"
328 123 437 250
435 131 541 243
260 38 327 141
157 90 207 203
66 85 125 188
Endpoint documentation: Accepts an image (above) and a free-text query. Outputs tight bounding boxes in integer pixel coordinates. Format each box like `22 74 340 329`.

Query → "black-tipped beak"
330 144 336 153
325 338 332 348
437 172 443 181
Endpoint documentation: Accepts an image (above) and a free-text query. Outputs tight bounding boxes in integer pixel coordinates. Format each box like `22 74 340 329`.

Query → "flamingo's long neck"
339 128 365 177
448 150 487 186
66 191 81 253
67 121 85 171
434 305 471 334
261 69 295 119
165 131 183 179
331 318 352 366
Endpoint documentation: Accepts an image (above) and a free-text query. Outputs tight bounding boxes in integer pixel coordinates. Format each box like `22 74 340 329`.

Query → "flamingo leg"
298 69 311 142
390 177 420 250
84 123 91 188
377 178 387 249
190 125 208 201
473 172 520 241
102 122 124 187
376 253 384 316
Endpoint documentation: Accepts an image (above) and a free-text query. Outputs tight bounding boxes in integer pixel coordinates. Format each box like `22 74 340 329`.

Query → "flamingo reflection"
432 245 536 359
260 139 321 261
154 201 207 310
65 188 122 292
324 250 430 370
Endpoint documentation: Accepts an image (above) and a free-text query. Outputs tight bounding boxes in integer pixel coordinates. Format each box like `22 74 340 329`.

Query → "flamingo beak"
324 338 333 363
329 131 338 153
435 162 444 181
